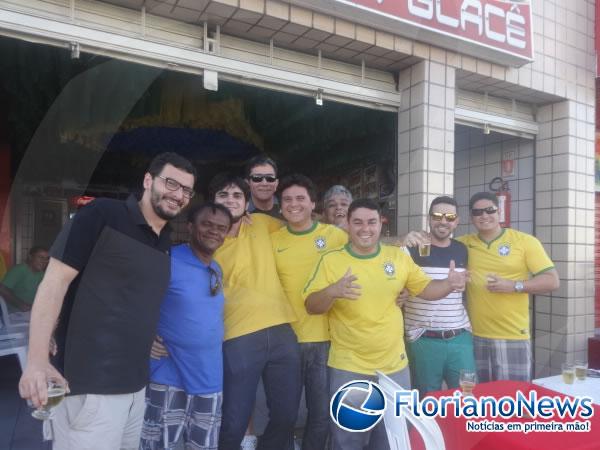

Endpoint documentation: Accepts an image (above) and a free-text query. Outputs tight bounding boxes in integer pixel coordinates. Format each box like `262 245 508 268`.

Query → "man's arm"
486 269 560 294
305 268 360 314
0 283 31 311
416 261 467 301
18 258 78 407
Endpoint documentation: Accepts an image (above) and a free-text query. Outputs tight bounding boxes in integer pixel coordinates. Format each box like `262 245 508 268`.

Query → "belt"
422 328 465 339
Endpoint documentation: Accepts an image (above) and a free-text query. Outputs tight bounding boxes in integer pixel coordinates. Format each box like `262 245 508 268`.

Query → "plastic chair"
0 334 28 371
376 371 446 450
0 295 29 329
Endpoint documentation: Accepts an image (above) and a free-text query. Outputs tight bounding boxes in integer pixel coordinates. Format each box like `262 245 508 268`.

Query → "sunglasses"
249 175 277 183
208 267 222 296
471 207 498 216
430 212 457 222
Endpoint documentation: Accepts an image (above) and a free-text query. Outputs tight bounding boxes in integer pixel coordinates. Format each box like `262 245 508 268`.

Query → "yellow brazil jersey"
302 243 431 375
457 228 554 340
271 222 348 343
214 213 296 340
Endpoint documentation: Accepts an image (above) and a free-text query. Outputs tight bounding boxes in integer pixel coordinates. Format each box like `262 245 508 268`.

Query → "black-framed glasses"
249 175 277 183
155 175 195 199
471 207 498 216
430 212 458 222
208 266 222 296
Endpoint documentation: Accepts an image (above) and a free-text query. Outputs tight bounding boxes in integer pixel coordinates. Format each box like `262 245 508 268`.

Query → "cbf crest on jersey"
498 243 511 256
315 236 327 250
383 261 395 276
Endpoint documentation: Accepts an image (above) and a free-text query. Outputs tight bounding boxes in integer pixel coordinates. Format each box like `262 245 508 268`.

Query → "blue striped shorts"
140 383 222 450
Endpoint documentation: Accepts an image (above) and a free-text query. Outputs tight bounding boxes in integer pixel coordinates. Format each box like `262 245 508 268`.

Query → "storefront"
0 0 596 377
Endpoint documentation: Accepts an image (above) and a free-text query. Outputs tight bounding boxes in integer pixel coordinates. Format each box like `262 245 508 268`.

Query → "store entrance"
0 36 399 258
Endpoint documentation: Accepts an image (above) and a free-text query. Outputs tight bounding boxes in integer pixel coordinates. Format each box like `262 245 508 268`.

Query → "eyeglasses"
208 266 222 296
430 212 458 222
156 176 195 199
471 207 498 216
249 175 277 183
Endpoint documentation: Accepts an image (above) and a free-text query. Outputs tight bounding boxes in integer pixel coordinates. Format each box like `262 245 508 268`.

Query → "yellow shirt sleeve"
523 234 554 275
402 253 432 297
303 254 336 299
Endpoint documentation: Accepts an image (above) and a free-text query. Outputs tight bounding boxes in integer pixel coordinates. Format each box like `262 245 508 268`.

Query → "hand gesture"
447 260 466 292
19 362 69 409
150 335 169 359
402 231 430 248
486 274 515 293
395 288 409 308
329 268 361 300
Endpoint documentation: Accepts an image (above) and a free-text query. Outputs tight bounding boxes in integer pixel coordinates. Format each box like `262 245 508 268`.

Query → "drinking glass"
31 381 66 420
561 363 575 385
575 360 588 381
459 370 476 396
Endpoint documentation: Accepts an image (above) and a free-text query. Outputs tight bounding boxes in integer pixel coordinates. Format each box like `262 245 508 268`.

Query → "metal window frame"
0 7 402 111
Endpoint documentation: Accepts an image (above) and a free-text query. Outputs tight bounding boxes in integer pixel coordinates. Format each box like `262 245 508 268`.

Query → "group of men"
18 151 559 450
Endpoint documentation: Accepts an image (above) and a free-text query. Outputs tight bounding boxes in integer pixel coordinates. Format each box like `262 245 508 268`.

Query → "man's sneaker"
240 434 258 450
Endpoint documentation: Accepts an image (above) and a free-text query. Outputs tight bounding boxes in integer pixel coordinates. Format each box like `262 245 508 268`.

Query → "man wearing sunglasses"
245 155 283 219
19 152 196 450
456 192 559 382
141 202 232 450
403 196 474 394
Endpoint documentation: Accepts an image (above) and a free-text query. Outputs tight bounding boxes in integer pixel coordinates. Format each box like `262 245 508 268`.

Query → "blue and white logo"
498 243 511 256
315 236 327 249
383 262 395 276
330 380 386 432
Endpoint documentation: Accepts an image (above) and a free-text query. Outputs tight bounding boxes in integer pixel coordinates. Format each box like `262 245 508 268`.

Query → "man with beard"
271 174 347 450
140 202 232 450
209 173 301 450
245 155 283 219
403 196 474 394
19 152 196 450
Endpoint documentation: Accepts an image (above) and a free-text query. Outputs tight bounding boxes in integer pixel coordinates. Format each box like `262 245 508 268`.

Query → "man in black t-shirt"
19 152 196 450
404 196 476 394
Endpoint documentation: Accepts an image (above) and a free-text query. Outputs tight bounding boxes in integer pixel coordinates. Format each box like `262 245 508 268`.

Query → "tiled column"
396 60 455 235
533 100 596 377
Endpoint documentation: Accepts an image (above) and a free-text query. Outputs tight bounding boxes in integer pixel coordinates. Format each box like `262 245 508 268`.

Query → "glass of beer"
459 369 476 396
31 381 66 420
418 236 431 257
561 363 575 385
575 360 588 381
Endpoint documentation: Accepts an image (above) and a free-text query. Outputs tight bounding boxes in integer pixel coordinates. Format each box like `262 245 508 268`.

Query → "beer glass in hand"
31 381 66 420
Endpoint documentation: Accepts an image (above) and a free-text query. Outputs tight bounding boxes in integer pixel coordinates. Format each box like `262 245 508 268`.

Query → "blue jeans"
299 342 330 450
219 324 301 450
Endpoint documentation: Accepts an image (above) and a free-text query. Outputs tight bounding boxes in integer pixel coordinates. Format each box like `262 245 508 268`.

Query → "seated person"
0 246 49 313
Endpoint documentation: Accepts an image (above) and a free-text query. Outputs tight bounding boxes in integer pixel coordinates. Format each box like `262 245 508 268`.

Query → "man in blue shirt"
140 202 232 450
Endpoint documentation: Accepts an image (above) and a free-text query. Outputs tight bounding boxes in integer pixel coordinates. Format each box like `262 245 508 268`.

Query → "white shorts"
48 387 146 450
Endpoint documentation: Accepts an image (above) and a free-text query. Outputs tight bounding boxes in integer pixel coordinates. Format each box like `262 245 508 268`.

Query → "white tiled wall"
454 125 535 236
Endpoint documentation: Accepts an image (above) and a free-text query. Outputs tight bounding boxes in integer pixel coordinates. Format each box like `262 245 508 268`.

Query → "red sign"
334 0 533 63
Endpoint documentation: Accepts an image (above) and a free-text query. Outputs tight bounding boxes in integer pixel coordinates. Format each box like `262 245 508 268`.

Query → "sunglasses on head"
430 212 457 222
249 175 277 183
208 267 222 296
471 206 498 216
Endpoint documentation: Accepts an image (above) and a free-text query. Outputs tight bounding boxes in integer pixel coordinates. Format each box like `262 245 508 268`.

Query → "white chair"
376 371 446 450
0 334 28 371
0 295 30 329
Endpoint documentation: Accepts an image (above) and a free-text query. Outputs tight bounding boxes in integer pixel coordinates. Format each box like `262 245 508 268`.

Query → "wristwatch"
514 281 525 293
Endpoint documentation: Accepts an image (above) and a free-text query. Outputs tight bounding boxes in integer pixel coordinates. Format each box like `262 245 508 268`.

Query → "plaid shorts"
473 336 531 383
140 383 222 450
